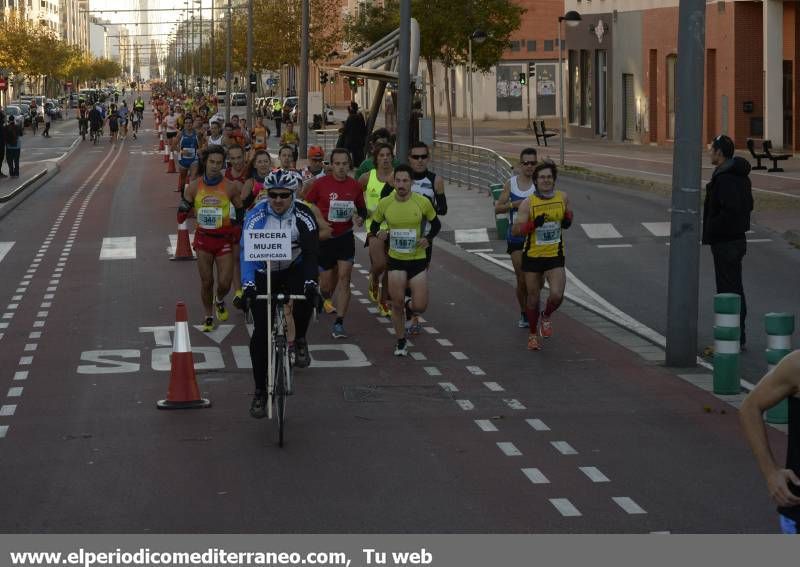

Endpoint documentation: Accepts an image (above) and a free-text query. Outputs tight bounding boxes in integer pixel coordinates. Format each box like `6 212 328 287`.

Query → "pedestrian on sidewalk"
42 107 52 138
0 109 6 178
4 115 21 178
702 134 753 348
739 350 800 533
340 102 366 168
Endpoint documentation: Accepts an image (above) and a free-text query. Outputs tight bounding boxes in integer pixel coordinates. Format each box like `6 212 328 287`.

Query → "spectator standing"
340 102 367 168
4 115 21 178
702 134 754 349
0 109 6 177
42 106 52 137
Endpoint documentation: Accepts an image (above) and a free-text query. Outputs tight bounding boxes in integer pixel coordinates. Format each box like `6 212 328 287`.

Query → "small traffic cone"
170 221 196 261
159 133 165 151
157 302 210 409
162 144 169 163
167 151 176 173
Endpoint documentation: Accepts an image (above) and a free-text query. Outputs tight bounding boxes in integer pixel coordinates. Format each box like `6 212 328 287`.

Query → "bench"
533 120 558 147
746 139 768 170
762 140 791 172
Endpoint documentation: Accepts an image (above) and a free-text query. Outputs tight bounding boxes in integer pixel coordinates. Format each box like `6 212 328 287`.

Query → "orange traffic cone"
157 302 210 409
167 151 176 173
162 144 169 163
170 220 196 261
159 133 165 151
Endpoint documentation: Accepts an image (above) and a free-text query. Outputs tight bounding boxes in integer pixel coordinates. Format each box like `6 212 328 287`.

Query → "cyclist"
494 148 538 328
134 95 145 119
177 145 245 332
177 115 200 195
511 162 574 351
88 105 103 143
107 104 120 144
130 106 141 139
241 169 320 417
369 164 441 356
118 101 129 139
78 103 89 139
304 148 368 338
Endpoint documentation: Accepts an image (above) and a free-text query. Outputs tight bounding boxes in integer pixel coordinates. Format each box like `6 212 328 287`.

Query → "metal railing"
431 139 514 192
307 128 340 154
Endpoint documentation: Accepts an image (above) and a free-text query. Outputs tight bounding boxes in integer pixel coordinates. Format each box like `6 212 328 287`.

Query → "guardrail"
307 128 340 154
431 139 514 192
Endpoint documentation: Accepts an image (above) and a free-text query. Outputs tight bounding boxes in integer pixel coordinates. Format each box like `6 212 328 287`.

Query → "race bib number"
390 229 417 253
328 200 355 222
535 222 561 246
181 147 196 160
255 135 265 145
197 207 223 229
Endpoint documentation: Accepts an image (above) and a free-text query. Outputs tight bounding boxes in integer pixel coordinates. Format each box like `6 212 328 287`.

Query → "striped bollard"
713 293 741 395
764 312 795 424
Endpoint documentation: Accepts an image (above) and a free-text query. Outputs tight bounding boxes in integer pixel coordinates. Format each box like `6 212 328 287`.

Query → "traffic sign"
65 81 73 88
0 78 7 91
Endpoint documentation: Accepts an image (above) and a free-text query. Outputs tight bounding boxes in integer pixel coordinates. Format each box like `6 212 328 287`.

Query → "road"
0 96 789 533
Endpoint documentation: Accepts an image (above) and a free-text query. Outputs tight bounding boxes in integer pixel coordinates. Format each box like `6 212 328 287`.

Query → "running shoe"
323 298 337 314
368 278 379 303
518 313 529 328
288 341 296 367
232 289 244 310
394 338 408 357
332 321 347 339
539 313 552 338
249 390 267 419
215 300 229 322
378 301 392 318
201 316 214 332
406 315 422 335
294 338 311 368
527 334 542 351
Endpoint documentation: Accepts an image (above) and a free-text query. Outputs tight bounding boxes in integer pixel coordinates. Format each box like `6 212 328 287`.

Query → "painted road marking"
358 269 369 275
526 418 551 431
438 382 458 392
0 242 15 264
375 316 389 324
466 366 485 375
454 228 489 244
0 426 7 438
424 327 439 334
456 400 474 410
358 298 370 304
28 332 41 339
367 307 379 314
424 366 441 376
12 296 22 301
33 321 45 328
36 311 48 318
581 223 622 239
14 372 27 381
2 313 13 319
41 302 51 308
450 351 468 360
7 304 18 310
352 290 363 296
483 382 504 392
522 468 550 484
7 387 23 397
410 352 427 361
551 441 578 455
24 344 37 352
580 466 610 483
18 357 32 366
0 405 16 416
503 399 526 410
612 497 647 515
474 419 498 432
597 244 633 249
549 498 582 517
436 339 453 347
497 442 522 456
642 222 671 237
747 238 772 243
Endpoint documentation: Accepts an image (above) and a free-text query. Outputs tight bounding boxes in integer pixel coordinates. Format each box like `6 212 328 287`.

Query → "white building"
89 17 108 59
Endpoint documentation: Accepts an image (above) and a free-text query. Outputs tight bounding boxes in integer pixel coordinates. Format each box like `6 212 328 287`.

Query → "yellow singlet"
524 191 566 259
194 179 234 233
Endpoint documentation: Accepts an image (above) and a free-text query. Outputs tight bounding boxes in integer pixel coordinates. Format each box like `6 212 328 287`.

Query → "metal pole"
558 21 565 166
198 1 202 93
298 0 309 159
247 0 253 127
396 0 411 161
665 0 707 366
526 64 531 129
190 6 195 81
225 0 231 122
468 38 474 146
210 2 215 94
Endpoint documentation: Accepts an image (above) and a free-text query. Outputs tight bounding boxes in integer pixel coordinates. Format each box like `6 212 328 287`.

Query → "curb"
0 135 81 222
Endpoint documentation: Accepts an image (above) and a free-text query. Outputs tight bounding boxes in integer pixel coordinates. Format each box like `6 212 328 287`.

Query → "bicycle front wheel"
273 351 287 447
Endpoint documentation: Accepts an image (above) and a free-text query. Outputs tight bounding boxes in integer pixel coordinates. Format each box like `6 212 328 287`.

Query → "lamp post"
557 10 581 165
468 29 486 147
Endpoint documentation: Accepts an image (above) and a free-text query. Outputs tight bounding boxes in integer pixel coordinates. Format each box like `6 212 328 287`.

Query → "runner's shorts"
506 240 524 254
387 257 428 280
521 255 565 273
318 232 355 271
193 230 234 257
166 132 178 139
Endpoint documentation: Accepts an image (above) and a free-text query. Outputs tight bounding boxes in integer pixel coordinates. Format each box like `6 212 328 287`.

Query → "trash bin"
489 183 508 240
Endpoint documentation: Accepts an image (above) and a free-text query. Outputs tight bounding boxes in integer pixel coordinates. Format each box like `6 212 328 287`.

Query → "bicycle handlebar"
255 294 306 301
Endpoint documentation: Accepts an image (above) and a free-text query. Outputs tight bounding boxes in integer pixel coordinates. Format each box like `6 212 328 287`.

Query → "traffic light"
357 77 365 86
528 62 536 78
320 71 329 84
249 72 257 93
348 76 357 90
519 72 527 85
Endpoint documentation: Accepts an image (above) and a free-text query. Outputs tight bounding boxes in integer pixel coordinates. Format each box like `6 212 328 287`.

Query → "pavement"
0 97 791 533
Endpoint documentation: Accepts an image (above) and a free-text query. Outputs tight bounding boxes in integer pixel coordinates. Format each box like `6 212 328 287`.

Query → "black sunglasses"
410 154 429 160
521 160 537 166
268 192 293 199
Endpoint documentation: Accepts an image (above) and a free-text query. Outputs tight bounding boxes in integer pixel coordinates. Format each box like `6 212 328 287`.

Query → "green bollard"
489 183 508 240
764 313 795 424
713 293 741 395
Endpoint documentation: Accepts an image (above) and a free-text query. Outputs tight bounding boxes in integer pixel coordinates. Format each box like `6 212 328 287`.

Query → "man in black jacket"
702 134 754 347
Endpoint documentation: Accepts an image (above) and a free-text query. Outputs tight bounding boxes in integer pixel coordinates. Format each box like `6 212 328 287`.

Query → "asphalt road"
0 98 789 533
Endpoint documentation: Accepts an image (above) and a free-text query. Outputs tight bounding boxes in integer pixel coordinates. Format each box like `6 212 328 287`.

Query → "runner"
369 164 441 356
165 107 179 155
355 128 398 177
207 119 225 149
251 116 270 153
177 145 245 332
225 144 249 309
118 101 129 139
241 169 320 417
177 115 200 195
107 105 119 144
494 148 538 328
280 120 299 165
276 144 296 172
511 162 574 351
130 106 141 139
304 148 368 338
358 142 395 317
241 149 274 209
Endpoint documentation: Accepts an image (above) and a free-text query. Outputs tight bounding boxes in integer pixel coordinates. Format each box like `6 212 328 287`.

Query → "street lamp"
557 10 581 165
468 29 487 147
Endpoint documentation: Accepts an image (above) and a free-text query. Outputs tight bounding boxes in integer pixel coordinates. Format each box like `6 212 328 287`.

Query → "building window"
496 64 524 112
544 40 554 52
510 41 521 52
527 40 536 52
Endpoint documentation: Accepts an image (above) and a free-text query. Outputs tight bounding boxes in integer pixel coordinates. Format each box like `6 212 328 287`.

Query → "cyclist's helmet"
265 169 303 192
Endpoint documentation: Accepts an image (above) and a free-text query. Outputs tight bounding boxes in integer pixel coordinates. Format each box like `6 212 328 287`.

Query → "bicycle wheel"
273 349 287 447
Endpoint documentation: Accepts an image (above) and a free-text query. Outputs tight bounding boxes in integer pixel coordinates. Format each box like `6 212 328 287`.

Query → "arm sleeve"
425 216 442 240
435 193 448 216
380 184 394 199
369 220 382 235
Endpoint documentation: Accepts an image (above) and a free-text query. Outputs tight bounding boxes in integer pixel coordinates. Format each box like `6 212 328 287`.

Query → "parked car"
230 92 247 107
215 90 227 100
283 96 298 111
45 100 62 120
4 106 25 129
13 102 33 126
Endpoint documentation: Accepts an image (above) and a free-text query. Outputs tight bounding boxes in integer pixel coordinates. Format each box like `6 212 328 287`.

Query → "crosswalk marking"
579 466 610 483
522 468 551 484
0 242 14 264
454 228 489 244
549 498 581 517
580 223 622 239
100 237 136 260
641 222 671 237
612 497 647 514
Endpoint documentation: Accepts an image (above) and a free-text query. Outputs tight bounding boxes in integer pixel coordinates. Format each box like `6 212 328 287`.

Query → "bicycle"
79 118 88 141
90 125 100 145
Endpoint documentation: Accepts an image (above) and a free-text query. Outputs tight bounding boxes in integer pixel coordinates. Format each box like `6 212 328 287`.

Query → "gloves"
561 210 573 229
533 214 547 228
304 280 321 310
243 284 258 313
